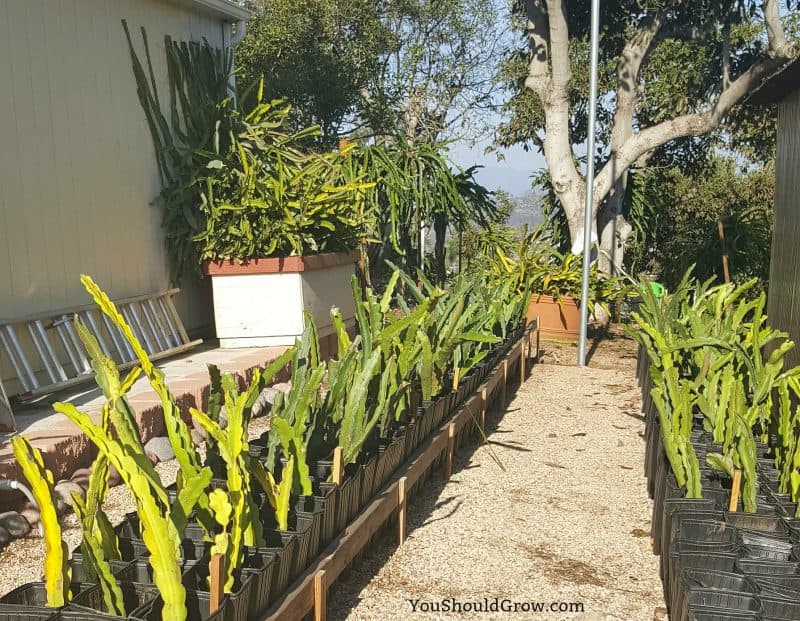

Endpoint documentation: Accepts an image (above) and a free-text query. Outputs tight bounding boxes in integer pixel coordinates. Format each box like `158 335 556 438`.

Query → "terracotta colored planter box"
201 252 358 348
526 294 580 341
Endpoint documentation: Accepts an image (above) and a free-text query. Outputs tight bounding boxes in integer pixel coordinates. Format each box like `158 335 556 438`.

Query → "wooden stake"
729 469 742 512
519 342 526 384
717 219 731 284
452 367 460 391
479 388 487 435
500 360 508 408
209 553 225 613
445 423 455 479
332 447 343 485
398 477 407 545
314 570 327 621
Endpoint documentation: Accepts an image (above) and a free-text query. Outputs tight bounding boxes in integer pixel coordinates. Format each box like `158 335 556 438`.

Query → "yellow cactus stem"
11 435 71 607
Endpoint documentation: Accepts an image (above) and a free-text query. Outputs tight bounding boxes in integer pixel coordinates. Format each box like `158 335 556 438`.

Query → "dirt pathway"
329 334 665 621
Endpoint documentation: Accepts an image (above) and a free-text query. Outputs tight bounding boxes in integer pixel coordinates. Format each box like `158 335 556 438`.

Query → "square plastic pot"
0 604 61 621
240 547 277 619
71 581 158 619
261 529 298 599
144 590 225 621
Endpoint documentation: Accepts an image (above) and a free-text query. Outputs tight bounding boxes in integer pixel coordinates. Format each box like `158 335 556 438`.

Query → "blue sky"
448 139 546 197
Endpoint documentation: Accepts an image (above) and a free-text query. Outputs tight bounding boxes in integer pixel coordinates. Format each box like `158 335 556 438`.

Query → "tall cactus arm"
80 276 206 496
54 403 186 621
72 495 126 617
11 436 71 607
418 330 434 402
171 467 213 535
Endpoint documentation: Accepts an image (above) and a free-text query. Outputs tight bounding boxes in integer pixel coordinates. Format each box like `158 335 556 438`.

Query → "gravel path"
329 333 666 621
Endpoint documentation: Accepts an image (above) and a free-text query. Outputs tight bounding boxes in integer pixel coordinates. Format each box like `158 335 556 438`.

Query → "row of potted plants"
632 273 800 620
0 267 529 621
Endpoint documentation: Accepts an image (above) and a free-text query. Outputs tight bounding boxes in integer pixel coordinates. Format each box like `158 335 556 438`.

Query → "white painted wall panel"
0 0 226 394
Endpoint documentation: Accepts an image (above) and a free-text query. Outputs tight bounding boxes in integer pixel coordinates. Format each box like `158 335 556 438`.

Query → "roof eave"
747 57 800 105
184 0 250 21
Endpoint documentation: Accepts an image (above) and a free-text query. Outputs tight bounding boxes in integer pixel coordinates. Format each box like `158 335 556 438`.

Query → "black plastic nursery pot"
668 546 740 615
260 528 297 597
658 498 716 557
359 454 380 509
751 574 800 599
70 581 159 620
685 610 761 621
681 588 762 621
736 558 800 576
374 432 405 491
0 583 83 607
114 557 202 586
758 594 800 620
725 512 789 536
294 496 324 563
0 604 60 621
333 465 363 533
115 536 209 563
68 557 132 588
182 564 253 621
291 514 316 578
402 420 420 460
144 590 225 621
240 546 277 620
315 482 338 548
676 570 757 621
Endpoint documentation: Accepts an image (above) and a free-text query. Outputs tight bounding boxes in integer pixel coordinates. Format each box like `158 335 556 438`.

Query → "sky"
448 138 546 198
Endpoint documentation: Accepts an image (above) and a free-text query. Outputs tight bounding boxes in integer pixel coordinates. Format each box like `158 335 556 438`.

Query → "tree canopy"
497 0 797 273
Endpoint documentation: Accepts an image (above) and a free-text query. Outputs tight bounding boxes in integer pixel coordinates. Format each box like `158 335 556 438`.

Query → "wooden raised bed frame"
258 320 540 621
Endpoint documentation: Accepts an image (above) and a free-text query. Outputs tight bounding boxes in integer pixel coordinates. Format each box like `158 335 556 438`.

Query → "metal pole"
577 0 601 367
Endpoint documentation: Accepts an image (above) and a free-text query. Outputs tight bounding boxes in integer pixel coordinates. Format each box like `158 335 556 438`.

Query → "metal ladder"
0 289 202 422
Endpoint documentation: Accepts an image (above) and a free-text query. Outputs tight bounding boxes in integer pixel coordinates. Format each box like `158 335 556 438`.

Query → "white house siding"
0 0 230 394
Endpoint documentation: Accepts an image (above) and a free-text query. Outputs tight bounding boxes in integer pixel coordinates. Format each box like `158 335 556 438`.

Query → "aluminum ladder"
0 289 202 426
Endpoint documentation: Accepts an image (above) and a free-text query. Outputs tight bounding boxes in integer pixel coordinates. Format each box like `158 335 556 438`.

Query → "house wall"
0 0 227 394
767 89 800 367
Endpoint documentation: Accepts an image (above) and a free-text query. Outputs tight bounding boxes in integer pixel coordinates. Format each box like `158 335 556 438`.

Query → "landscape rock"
70 467 92 490
144 436 175 462
146 451 159 466
273 382 292 394
0 526 11 550
190 428 206 446
54 480 85 509
19 507 40 528
0 511 31 538
252 386 282 418
107 464 122 487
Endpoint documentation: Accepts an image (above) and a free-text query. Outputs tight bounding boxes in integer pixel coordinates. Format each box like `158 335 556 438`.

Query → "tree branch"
544 0 571 99
764 0 794 58
522 0 551 96
595 51 793 204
